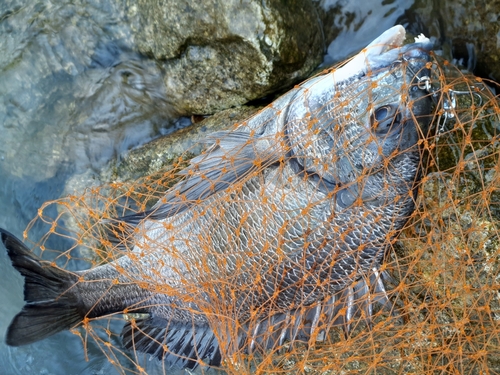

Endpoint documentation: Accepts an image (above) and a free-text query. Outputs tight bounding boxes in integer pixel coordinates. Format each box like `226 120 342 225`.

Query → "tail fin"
1 228 82 346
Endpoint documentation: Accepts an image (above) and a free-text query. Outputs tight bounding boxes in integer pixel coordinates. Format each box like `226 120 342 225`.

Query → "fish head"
341 42 433 176
285 28 433 205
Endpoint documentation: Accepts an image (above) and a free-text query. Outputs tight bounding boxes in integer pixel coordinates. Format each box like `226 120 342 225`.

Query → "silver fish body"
2 25 433 369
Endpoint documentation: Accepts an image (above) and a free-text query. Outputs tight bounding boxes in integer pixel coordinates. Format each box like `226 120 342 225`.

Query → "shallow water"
0 1 183 374
0 0 479 374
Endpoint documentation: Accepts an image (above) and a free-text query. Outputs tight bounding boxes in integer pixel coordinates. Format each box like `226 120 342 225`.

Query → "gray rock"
126 0 323 114
404 0 500 81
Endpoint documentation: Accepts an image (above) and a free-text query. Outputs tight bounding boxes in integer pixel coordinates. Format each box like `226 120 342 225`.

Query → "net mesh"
21 50 500 375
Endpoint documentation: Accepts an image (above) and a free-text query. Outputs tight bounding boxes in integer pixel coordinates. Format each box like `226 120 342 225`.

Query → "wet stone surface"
401 0 500 82
126 0 324 114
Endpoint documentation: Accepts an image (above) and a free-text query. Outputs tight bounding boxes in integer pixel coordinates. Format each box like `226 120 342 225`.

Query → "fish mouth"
364 25 408 56
366 25 433 69
364 25 432 58
336 25 433 81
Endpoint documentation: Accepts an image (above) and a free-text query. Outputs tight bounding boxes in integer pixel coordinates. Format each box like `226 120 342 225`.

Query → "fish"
1 25 433 370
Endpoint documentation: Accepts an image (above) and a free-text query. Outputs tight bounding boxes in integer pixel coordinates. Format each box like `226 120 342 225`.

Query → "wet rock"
401 0 500 81
126 0 323 114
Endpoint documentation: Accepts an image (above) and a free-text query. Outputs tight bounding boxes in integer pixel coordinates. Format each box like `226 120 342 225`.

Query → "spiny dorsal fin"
117 130 281 225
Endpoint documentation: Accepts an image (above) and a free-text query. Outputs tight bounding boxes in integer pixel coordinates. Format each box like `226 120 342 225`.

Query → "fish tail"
1 228 82 346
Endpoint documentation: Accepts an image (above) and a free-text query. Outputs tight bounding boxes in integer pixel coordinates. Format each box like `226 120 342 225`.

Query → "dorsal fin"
117 130 280 225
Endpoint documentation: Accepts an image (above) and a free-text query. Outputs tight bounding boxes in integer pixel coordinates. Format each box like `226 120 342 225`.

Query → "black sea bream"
2 25 433 369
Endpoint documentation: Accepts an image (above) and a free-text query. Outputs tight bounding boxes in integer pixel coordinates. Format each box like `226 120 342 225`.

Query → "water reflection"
320 0 415 66
69 58 177 173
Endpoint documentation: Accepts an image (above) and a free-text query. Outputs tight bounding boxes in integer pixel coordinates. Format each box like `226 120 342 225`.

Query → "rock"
126 0 323 114
401 0 500 81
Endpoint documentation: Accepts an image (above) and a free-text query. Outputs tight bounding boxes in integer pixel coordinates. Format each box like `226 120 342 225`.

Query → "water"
0 1 182 374
0 0 483 374
321 0 415 65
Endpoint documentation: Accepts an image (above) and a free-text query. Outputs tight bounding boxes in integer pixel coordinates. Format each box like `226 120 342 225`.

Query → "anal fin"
121 318 221 370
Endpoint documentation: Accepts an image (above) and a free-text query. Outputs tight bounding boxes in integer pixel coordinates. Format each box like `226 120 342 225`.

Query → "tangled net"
21 50 500 375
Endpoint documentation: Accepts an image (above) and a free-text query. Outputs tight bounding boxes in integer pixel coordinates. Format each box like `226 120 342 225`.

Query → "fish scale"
1 25 434 370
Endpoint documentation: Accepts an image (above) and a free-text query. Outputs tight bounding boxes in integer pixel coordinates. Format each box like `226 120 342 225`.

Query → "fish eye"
374 106 390 122
371 104 402 134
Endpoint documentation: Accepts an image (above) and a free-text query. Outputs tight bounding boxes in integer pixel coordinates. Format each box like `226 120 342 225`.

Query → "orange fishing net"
21 51 500 375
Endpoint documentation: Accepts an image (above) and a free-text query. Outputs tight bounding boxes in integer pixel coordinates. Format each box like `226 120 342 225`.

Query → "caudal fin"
1 228 82 346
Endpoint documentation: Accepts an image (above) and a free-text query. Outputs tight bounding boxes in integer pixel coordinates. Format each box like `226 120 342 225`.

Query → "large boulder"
126 0 324 114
